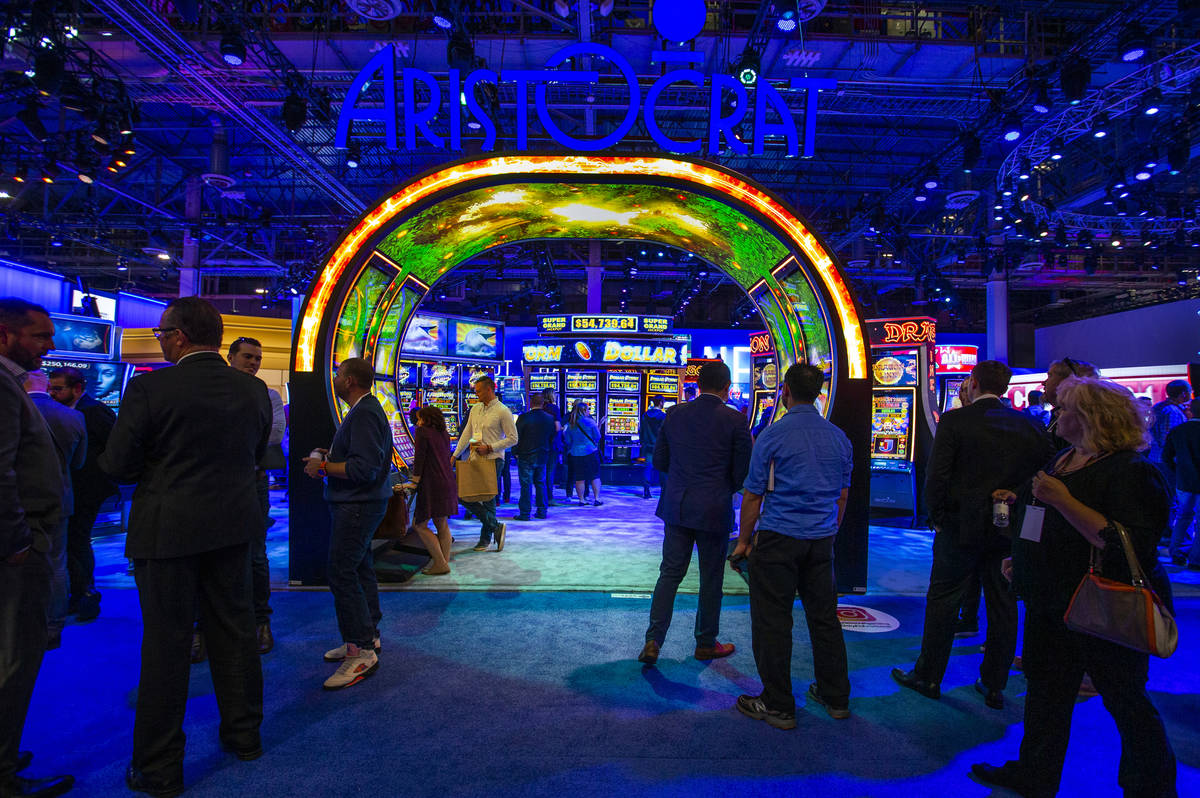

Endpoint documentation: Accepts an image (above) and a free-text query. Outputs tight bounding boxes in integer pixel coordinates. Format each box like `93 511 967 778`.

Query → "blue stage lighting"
1001 112 1022 142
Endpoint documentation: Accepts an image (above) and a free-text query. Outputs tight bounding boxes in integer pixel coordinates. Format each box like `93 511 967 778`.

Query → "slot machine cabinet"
749 330 779 434
866 317 939 520
934 345 978 412
604 370 642 463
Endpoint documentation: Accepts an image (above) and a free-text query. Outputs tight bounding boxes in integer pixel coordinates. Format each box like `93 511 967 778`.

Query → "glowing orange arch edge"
294 155 867 380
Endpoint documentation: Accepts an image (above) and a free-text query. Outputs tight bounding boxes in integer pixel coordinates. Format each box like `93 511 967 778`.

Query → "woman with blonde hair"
973 377 1176 797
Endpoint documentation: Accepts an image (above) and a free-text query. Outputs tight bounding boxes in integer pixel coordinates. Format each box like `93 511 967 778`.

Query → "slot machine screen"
942 377 966 412
565 370 597 393
48 314 118 360
42 358 131 411
528 371 559 395
462 365 496 412
646 371 679 398
871 351 919 388
605 396 640 435
566 396 598 416
871 389 915 460
606 371 641 394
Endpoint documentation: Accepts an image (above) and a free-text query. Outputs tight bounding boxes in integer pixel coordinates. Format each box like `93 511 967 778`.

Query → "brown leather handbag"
1063 520 1178 658
373 486 411 540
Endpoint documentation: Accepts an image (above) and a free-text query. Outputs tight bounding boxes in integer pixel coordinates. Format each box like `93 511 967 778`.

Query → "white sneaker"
323 649 379 690
324 637 381 662
495 523 507 552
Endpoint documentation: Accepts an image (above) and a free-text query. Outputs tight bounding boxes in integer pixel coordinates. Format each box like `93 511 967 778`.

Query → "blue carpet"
24 588 1200 797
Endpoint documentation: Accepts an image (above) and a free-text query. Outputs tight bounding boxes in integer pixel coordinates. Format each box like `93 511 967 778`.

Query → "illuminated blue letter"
707 74 749 156
789 77 837 158
464 68 499 151
535 43 639 151
500 70 557 151
403 68 443 150
336 45 397 150
752 80 800 157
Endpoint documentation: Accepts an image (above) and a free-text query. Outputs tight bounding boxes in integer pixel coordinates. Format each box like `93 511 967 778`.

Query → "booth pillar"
986 270 1008 363
179 176 201 297
586 241 602 313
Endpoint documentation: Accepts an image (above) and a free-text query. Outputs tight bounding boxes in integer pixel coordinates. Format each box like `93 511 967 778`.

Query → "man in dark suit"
639 362 752 664
639 395 666 499
100 297 270 796
0 298 75 798
24 371 85 651
893 360 1054 709
48 366 116 622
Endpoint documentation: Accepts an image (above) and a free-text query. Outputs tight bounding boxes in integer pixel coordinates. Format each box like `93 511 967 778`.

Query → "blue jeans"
460 495 500 543
646 524 729 648
517 455 547 517
643 462 660 487
1171 489 1199 564
327 500 388 648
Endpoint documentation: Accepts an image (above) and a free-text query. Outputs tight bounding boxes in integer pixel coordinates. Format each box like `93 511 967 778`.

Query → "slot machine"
645 369 681 411
749 330 779 433
497 375 524 415
461 363 496 418
395 361 421 414
422 362 460 441
527 369 560 407
866 317 939 518
604 370 642 462
935 345 978 412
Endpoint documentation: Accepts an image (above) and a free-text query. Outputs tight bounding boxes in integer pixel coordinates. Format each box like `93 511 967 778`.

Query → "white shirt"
453 397 518 460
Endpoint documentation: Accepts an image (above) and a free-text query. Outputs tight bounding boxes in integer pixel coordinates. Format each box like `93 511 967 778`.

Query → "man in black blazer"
893 360 1053 709
49 366 117 622
101 297 270 796
639 362 752 664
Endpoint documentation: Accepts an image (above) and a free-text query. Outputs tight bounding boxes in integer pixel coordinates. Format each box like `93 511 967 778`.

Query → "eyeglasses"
152 327 179 339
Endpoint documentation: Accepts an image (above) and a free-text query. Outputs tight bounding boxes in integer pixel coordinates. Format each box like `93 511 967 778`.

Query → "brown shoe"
694 641 735 660
637 640 660 665
190 631 207 664
256 623 274 655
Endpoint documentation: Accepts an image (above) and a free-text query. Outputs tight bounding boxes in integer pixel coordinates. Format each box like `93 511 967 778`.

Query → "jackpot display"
41 358 132 411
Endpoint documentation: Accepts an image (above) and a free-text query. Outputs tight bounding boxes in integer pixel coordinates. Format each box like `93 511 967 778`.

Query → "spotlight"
1092 113 1109 138
40 164 57 184
32 50 65 94
960 131 981 172
1166 137 1189 174
1018 159 1031 181
1060 56 1091 105
777 8 798 32
116 259 128 272
345 142 360 169
17 101 47 140
220 30 246 67
1055 223 1068 245
1142 87 1163 116
1019 190 1031 202
914 190 928 202
1048 137 1064 160
77 165 96 184
1117 22 1149 63
735 49 760 86
447 30 474 70
1134 167 1152 181
922 172 939 190
282 92 307 132
1032 81 1051 114
13 166 27 183
1001 112 1022 142
433 0 455 29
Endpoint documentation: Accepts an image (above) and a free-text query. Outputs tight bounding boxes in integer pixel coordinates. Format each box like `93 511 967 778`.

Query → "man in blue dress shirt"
731 363 854 728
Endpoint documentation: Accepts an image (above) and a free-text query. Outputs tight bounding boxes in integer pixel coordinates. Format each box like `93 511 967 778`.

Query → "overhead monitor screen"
48 314 118 359
402 314 448 356
565 370 598 393
607 371 641 394
453 320 499 359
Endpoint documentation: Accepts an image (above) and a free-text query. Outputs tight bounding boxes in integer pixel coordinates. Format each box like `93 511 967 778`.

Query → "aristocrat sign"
336 43 836 158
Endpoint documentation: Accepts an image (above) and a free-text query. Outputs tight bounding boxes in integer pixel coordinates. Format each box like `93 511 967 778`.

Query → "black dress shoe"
975 678 1004 710
256 623 274 655
125 767 183 798
15 752 31 773
0 773 74 797
76 591 101 622
969 762 1033 796
891 668 940 699
221 740 263 761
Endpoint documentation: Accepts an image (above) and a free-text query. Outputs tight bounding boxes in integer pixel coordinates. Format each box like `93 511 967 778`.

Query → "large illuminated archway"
287 154 873 591
292 155 867 462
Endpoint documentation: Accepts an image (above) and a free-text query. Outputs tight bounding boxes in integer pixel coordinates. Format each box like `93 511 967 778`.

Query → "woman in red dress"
407 406 458 575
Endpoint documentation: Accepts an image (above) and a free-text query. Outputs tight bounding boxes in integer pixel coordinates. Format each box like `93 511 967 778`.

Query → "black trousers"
252 474 272 625
913 530 1017 690
132 543 263 785
1014 606 1177 797
748 530 849 713
66 499 103 599
0 548 51 780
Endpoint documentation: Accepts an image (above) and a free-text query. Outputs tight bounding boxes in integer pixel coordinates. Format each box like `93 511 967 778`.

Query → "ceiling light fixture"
1001 112 1022 142
220 30 246 67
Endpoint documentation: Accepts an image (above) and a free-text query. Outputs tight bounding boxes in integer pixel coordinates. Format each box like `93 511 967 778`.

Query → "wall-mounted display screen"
70 290 117 321
565 370 598 392
452 320 499 360
607 371 641 394
871 389 914 460
41 358 131 411
48 314 118 360
402 314 447 356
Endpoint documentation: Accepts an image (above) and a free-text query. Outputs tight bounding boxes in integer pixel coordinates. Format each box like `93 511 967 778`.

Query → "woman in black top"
973 377 1176 797
407 406 458 575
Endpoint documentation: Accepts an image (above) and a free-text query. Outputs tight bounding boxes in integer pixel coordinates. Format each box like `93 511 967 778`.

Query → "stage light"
282 92 308 132
1117 23 1149 62
157 251 171 261
1134 167 1152 181
1091 113 1108 138
1055 224 1067 245
17 101 47 141
961 131 981 172
220 30 246 67
1142 87 1163 115
32 50 64 94
118 111 134 136
1018 159 1031 181
1001 112 1022 142
77 165 96 184
1048 137 1064 160
13 166 27 183
40 164 57 184
116 259 127 272
914 190 928 202
345 142 360 168
1019 191 1031 202
448 30 474 70
1166 137 1189 174
50 235 62 247
922 172 939 190
1032 81 1051 114
777 8 798 32
1060 56 1091 105
433 0 455 28
735 49 760 86
1111 238 1122 247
